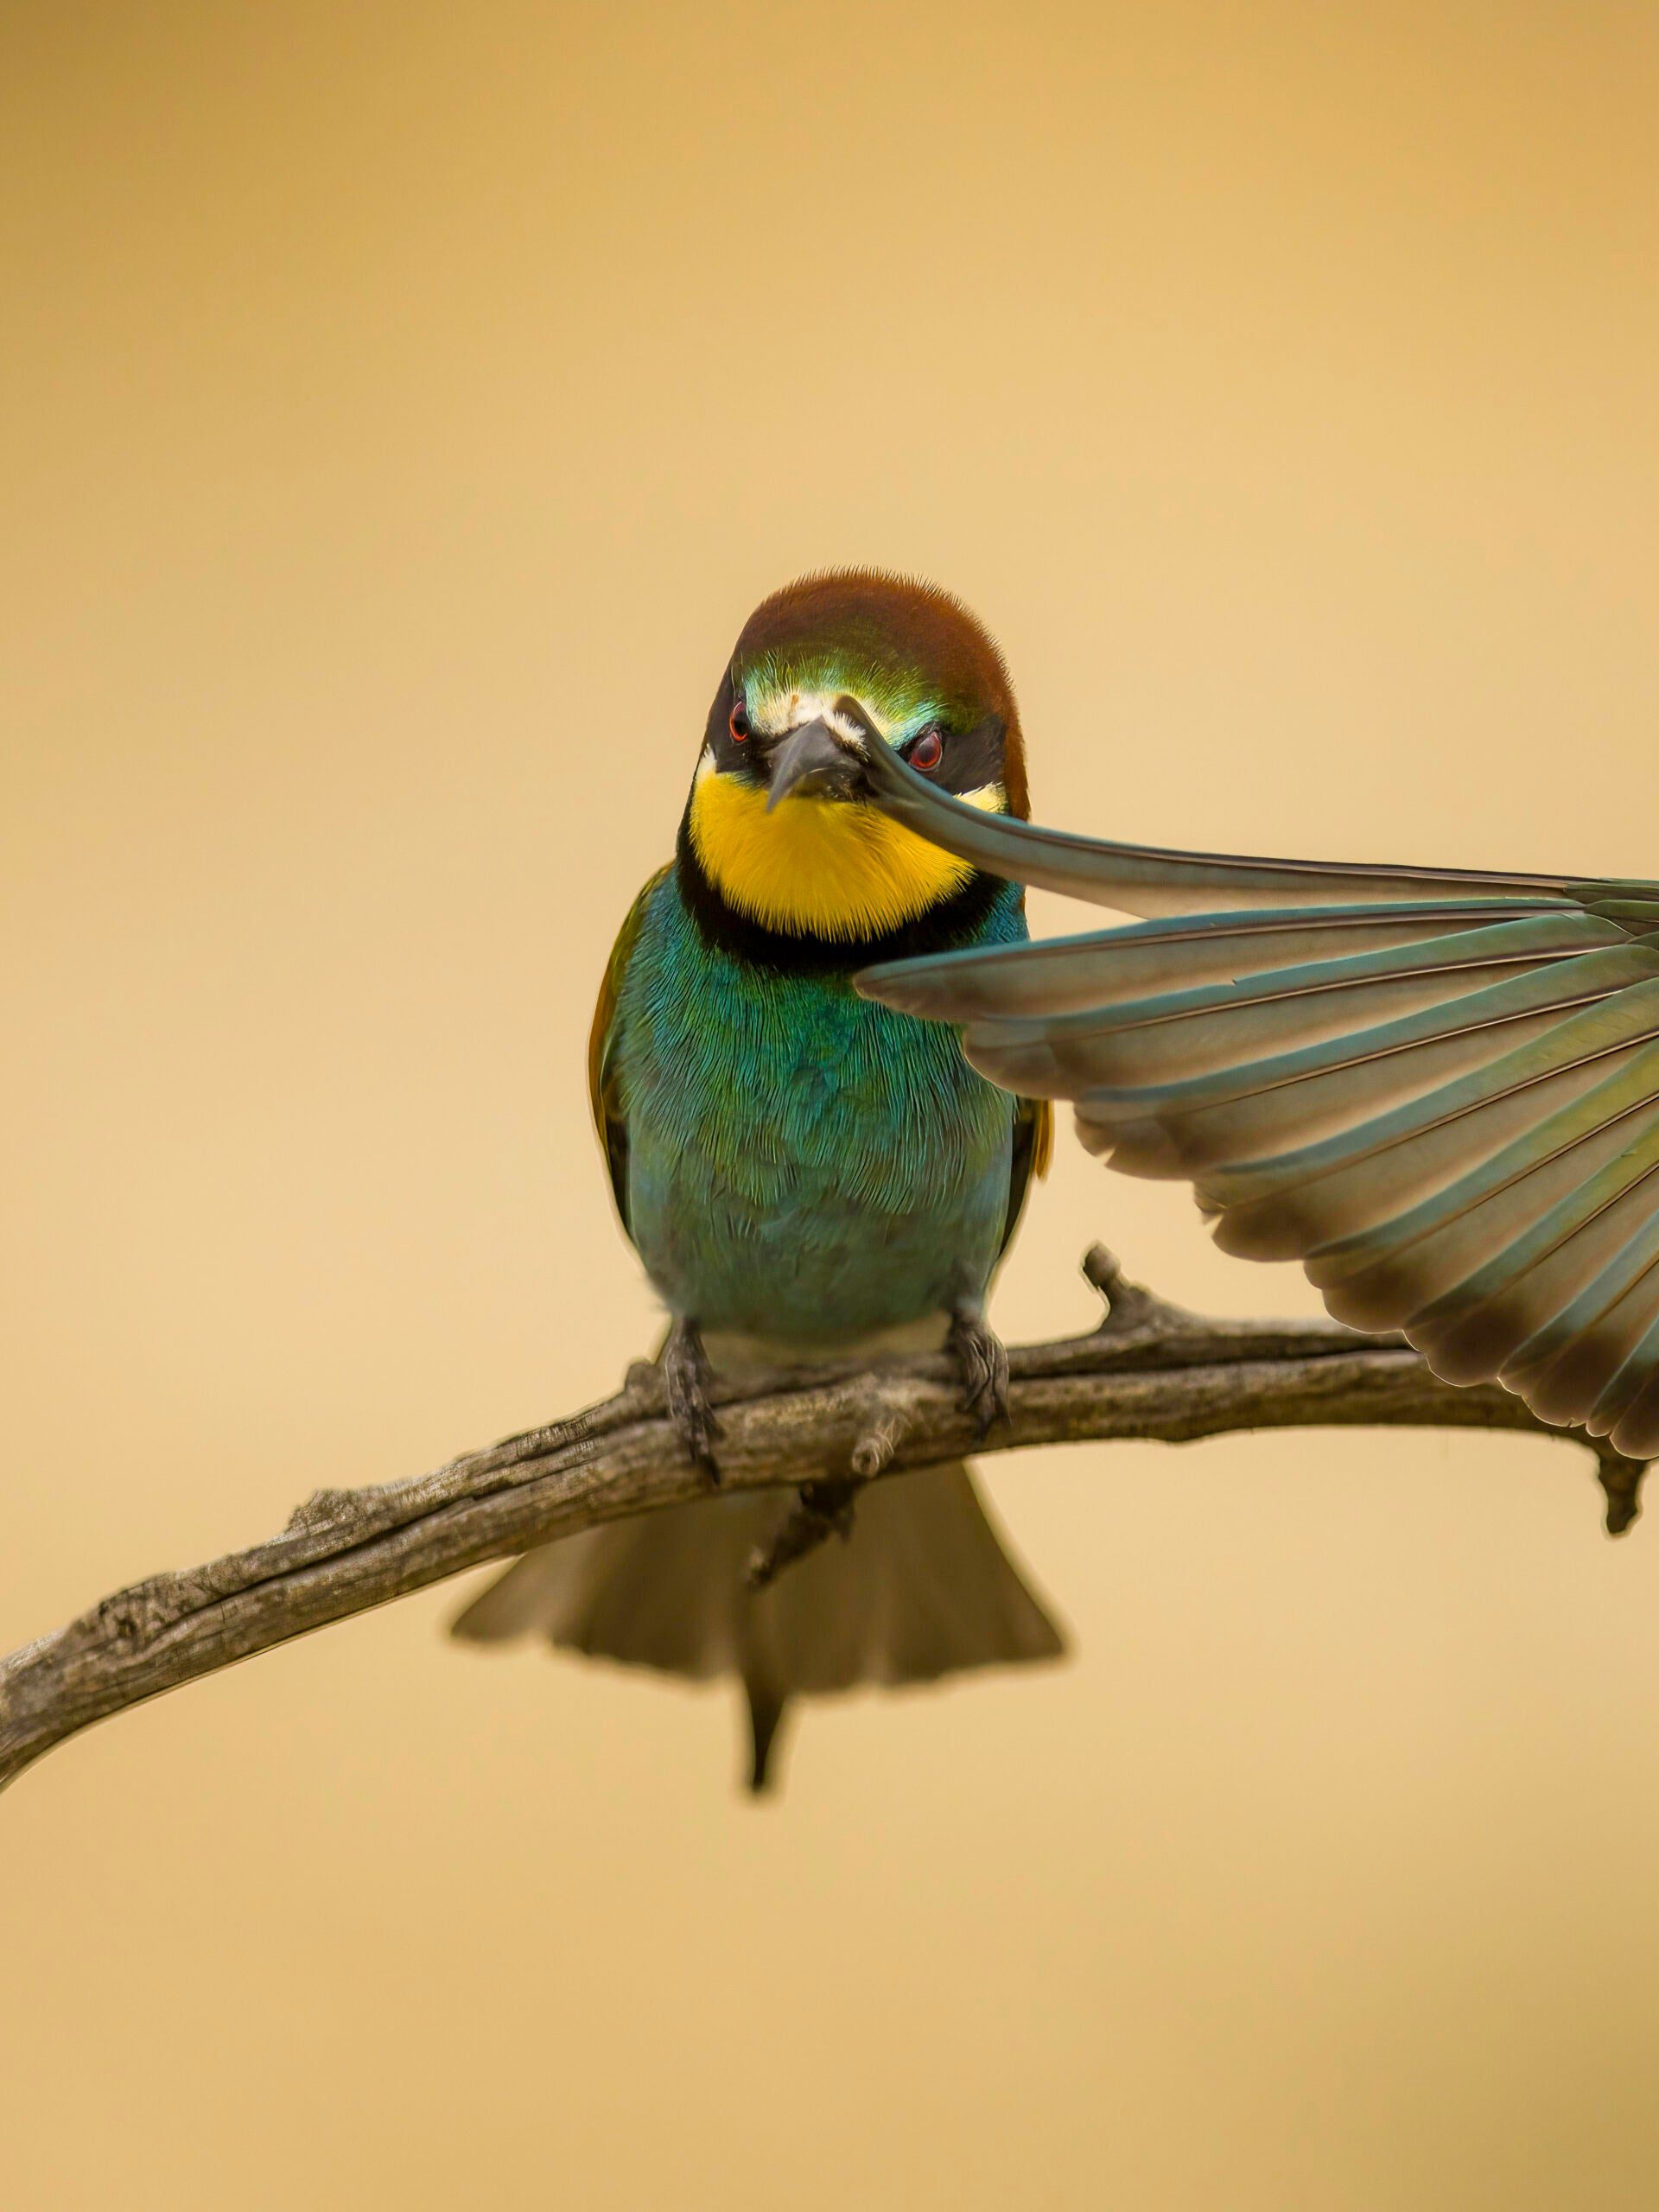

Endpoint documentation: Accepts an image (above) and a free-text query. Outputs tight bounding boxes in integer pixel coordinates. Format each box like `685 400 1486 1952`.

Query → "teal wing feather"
588 866 671 1237
855 747 1659 1458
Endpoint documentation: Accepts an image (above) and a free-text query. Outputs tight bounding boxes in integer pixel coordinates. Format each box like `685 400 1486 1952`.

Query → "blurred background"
5 2 1659 2204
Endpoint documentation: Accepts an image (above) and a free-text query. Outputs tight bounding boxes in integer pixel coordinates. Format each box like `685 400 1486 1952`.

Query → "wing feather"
867 902 1574 1020
854 732 1592 915
1000 1096 1053 1262
855 753 1659 1456
588 867 671 1235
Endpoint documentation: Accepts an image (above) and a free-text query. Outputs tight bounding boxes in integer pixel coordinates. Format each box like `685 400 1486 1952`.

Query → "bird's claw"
662 1318 721 1483
948 1309 1010 1435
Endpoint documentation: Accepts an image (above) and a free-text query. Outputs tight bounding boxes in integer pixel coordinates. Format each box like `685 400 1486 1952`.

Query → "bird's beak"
764 718 867 811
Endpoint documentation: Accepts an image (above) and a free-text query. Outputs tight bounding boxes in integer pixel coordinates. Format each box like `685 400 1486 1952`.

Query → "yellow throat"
689 761 1001 938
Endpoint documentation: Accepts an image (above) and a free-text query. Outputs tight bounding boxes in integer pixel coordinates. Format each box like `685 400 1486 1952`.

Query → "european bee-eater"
855 744 1659 1462
455 573 1064 1789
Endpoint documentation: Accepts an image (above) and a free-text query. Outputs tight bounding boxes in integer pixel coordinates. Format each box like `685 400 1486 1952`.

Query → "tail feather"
744 1677 790 1794
452 1464 1065 1789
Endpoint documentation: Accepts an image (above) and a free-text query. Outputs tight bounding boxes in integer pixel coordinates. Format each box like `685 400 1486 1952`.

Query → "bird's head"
682 570 1027 945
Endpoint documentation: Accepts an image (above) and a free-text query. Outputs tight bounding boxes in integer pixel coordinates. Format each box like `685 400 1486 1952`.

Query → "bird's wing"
852 726 1589 916
588 867 671 1236
1000 1095 1054 1262
855 745 1659 1459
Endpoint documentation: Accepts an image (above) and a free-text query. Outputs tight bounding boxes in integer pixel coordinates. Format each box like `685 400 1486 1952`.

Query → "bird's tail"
450 1463 1065 1792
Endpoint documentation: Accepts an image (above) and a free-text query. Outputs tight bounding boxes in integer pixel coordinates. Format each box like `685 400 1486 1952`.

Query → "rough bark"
0 1249 1643 1794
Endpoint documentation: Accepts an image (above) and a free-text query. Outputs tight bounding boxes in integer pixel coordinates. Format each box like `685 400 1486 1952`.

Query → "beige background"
5 3 1659 2205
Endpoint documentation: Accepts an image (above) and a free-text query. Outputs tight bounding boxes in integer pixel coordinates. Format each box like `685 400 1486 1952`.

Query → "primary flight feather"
853 738 1659 1462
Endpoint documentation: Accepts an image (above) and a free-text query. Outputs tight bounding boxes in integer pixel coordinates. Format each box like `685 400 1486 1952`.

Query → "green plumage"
456 569 1068 1794
600 868 1035 1344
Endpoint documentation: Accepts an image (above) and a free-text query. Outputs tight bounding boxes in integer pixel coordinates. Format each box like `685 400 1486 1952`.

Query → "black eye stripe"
703 674 764 772
703 681 1005 797
919 713 1004 796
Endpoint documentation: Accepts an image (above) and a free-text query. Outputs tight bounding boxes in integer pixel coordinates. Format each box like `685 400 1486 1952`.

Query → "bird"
851 736 1659 1463
454 571 1065 1789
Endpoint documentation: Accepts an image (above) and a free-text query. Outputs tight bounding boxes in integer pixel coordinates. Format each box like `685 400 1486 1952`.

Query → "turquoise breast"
614 871 1027 1346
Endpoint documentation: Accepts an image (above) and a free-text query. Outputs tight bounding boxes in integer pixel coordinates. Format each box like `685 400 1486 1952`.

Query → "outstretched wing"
588 867 671 1236
854 742 1659 1459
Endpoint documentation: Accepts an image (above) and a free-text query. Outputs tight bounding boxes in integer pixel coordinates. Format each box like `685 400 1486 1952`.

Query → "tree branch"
1 1248 1644 1795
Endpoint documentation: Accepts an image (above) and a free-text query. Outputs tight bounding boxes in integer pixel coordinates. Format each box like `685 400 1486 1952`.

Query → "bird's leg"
660 1316 721 1484
947 1302 1010 1434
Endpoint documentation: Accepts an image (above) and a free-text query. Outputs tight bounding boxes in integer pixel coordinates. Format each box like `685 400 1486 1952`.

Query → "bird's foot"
661 1317 721 1484
948 1306 1010 1435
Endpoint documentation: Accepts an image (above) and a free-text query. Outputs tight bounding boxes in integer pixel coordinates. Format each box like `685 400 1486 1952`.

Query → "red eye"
908 727 944 772
728 703 750 741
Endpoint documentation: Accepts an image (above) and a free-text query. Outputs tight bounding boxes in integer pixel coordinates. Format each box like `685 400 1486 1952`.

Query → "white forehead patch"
746 687 890 748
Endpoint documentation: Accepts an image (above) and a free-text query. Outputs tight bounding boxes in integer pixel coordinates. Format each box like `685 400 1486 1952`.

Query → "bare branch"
1 1249 1643 1794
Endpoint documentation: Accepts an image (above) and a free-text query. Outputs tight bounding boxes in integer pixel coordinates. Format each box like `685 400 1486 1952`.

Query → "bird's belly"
617 909 1015 1346
626 1123 1012 1346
